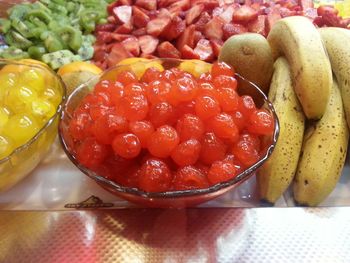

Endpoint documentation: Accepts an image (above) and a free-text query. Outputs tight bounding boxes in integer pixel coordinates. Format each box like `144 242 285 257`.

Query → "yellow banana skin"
267 16 332 120
293 80 349 206
319 27 350 130
257 57 305 203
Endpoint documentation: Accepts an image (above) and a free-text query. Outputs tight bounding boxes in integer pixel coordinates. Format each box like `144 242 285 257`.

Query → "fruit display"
0 0 113 69
61 61 276 193
0 60 65 191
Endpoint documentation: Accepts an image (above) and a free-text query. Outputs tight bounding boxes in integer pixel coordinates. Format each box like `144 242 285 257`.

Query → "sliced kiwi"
11 18 33 38
0 47 29 59
55 26 82 52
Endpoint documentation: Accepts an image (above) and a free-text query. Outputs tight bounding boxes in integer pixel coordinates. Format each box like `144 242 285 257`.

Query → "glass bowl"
0 59 66 192
59 59 279 208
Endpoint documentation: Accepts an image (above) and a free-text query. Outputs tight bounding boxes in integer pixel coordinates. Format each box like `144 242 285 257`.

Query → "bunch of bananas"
256 16 350 206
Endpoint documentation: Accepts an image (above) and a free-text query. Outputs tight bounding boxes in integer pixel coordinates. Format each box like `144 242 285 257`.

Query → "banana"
257 57 305 203
267 16 332 120
319 27 350 130
293 79 349 206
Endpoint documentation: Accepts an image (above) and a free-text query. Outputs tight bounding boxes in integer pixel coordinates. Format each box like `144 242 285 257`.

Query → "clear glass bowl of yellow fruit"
0 59 66 192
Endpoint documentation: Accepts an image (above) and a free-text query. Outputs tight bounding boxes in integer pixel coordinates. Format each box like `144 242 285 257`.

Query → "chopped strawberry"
176 24 196 50
140 53 158 59
181 45 200 59
107 2 119 15
194 31 204 46
148 10 160 20
233 6 258 24
266 11 282 33
133 6 150 28
195 12 211 32
118 0 133 6
321 12 342 27
95 24 116 32
113 5 132 25
158 0 178 8
107 16 116 24
160 17 186 40
210 39 223 58
93 49 108 62
213 7 224 17
168 0 191 16
146 16 171 37
303 8 317 20
107 43 132 68
248 15 267 36
122 36 140 56
250 3 265 15
317 5 338 16
115 23 133 34
135 0 157 11
222 23 248 40
219 4 239 23
138 35 159 54
204 17 224 40
186 4 204 25
96 31 113 44
279 7 297 17
133 27 147 36
194 39 214 62
298 0 314 10
157 41 181 58
158 8 172 18
313 16 325 27
191 0 220 11
111 33 133 42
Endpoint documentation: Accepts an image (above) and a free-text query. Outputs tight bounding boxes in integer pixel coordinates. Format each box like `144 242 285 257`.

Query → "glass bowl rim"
0 59 67 164
59 59 280 199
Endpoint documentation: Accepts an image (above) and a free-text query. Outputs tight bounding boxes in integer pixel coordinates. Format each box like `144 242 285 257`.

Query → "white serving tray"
0 138 349 210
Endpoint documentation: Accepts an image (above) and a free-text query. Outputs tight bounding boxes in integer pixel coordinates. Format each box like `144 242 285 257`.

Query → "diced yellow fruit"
0 107 10 131
3 113 40 147
57 61 102 76
0 135 14 159
5 85 38 112
0 73 17 102
179 60 212 78
31 99 56 122
19 59 48 68
41 86 62 106
20 69 45 93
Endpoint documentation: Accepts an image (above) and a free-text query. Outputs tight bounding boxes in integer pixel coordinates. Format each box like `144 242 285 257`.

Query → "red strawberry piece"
177 24 196 50
122 36 140 56
223 23 248 40
140 53 158 59
191 0 220 11
148 10 160 19
317 5 338 16
303 7 318 20
135 0 157 11
194 31 204 46
160 17 186 41
158 8 172 18
113 5 132 25
158 0 178 8
204 17 225 40
107 2 119 15
111 33 133 42
132 6 150 28
168 0 191 16
118 0 133 6
107 43 132 68
195 12 211 32
186 4 204 25
219 4 239 23
321 12 342 27
146 16 172 37
114 22 133 34
298 0 314 10
157 41 181 58
95 24 116 32
210 39 223 58
213 7 225 17
93 49 108 62
266 10 282 33
95 31 113 44
133 27 147 36
247 15 267 36
138 35 159 54
181 45 200 59
194 39 214 62
313 16 325 27
250 3 265 15
279 7 297 17
233 6 258 24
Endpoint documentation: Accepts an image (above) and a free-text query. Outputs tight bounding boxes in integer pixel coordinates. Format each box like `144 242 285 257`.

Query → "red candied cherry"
195 95 221 120
148 125 180 158
238 95 256 118
199 72 212 82
138 158 173 192
112 133 141 159
116 70 137 86
247 109 275 136
195 163 210 176
223 154 244 173
206 113 239 143
207 160 239 185
211 61 235 78
240 133 261 150
175 100 196 117
124 83 146 96
229 111 246 131
173 166 209 190
171 139 201 166
232 134 260 167
92 113 128 144
149 102 176 127
170 76 198 103
161 69 176 81
141 67 162 83
109 81 125 106
94 80 110 94
213 75 238 91
217 87 239 112
89 104 114 121
129 120 155 148
200 132 227 165
76 138 109 168
69 112 92 140
176 114 205 141
118 94 149 121
170 67 185 77
197 82 218 98
146 80 171 105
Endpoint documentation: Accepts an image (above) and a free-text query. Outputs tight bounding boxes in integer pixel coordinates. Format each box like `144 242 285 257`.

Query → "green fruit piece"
42 50 79 70
6 30 33 50
66 2 76 13
26 10 52 24
0 19 11 34
0 47 29 60
55 26 82 52
11 18 33 38
32 2 52 14
78 45 94 60
48 3 68 15
28 46 47 60
8 4 30 20
44 33 64 53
